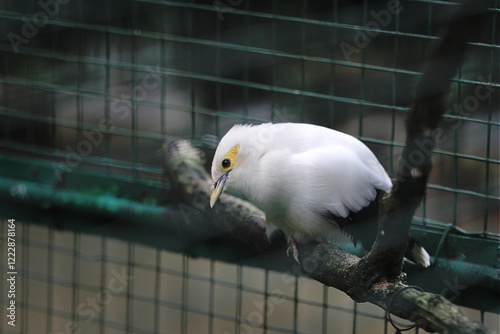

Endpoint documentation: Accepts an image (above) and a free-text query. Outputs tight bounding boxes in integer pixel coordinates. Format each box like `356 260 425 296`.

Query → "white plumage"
210 122 429 266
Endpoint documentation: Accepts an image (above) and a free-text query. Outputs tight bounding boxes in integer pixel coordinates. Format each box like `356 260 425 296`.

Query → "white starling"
210 123 430 267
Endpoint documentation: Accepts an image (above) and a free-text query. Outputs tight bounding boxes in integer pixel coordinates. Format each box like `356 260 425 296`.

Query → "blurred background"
0 0 499 333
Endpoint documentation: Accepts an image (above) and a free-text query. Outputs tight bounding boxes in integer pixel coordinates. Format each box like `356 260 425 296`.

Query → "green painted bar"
0 155 498 313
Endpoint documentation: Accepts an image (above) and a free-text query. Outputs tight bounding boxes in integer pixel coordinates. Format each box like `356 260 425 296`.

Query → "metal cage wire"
0 0 499 333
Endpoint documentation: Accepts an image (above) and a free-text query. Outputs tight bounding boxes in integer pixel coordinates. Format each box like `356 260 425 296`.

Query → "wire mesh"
0 0 499 333
3 221 498 334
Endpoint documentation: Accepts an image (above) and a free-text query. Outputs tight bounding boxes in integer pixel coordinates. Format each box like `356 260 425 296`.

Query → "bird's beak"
210 172 229 208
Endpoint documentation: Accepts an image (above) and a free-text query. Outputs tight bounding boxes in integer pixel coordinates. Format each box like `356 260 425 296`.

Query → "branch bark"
164 140 281 254
164 140 487 333
163 1 492 332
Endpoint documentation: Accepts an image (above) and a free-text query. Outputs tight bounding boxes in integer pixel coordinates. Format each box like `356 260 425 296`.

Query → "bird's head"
210 124 262 208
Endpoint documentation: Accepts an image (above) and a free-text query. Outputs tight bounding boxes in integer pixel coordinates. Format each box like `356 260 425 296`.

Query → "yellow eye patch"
221 145 239 171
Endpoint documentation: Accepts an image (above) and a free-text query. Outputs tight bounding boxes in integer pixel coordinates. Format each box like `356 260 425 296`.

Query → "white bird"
210 122 430 267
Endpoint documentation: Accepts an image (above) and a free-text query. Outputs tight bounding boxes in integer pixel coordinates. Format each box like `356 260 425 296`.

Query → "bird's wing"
288 145 391 218
267 123 391 188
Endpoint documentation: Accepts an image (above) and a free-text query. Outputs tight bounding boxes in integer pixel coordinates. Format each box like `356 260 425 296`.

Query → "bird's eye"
221 158 231 169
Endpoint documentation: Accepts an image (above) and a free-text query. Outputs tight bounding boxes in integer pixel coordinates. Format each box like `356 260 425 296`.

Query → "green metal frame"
0 153 498 314
0 1 498 331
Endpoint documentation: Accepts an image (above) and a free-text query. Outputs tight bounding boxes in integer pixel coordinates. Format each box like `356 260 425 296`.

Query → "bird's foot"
286 239 300 264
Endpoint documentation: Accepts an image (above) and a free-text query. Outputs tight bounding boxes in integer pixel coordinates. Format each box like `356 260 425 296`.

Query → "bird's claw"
286 239 300 264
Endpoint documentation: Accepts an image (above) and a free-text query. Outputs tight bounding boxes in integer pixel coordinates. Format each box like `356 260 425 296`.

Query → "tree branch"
163 1 492 332
367 0 494 281
164 140 282 254
164 138 488 333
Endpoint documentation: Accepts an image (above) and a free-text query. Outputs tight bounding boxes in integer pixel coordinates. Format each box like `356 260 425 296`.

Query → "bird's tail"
404 238 431 268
